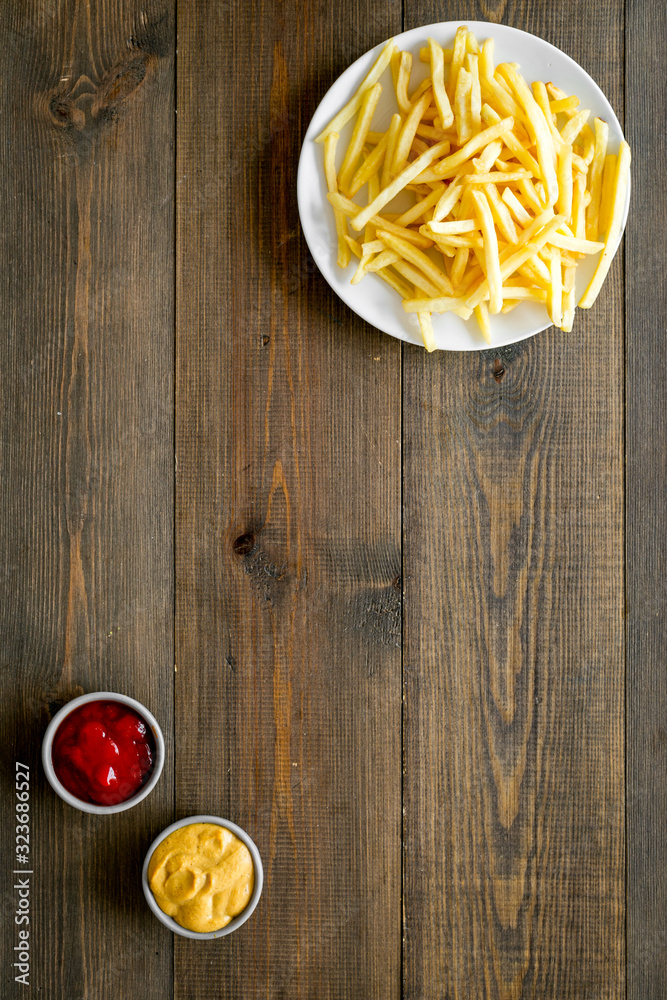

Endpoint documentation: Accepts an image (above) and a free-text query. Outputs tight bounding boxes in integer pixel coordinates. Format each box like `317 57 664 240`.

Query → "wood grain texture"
0 3 175 998
625 1 667 997
3 1 663 996
401 3 625 998
174 1 401 998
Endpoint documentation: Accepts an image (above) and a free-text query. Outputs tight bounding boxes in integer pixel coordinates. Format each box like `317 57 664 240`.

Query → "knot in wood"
493 357 506 382
233 532 256 556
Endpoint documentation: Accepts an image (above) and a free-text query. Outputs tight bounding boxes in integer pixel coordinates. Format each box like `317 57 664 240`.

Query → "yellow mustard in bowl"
148 822 254 933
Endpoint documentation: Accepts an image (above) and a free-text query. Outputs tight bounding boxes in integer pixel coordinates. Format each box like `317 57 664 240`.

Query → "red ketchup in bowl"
51 700 156 806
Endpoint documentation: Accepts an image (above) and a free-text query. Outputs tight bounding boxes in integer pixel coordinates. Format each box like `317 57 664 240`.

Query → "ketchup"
52 700 156 806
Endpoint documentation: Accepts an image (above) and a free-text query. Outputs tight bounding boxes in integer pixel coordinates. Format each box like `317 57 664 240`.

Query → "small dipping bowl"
42 691 165 815
142 815 264 939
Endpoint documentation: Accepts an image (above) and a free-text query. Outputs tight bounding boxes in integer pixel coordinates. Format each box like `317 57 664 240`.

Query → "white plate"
297 21 629 351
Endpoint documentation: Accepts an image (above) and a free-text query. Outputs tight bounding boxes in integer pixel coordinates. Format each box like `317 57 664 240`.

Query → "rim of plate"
297 21 630 352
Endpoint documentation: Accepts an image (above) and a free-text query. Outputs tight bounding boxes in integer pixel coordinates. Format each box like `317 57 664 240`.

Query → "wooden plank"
625 1 667 996
401 4 625 997
174 2 401 998
0 3 175 998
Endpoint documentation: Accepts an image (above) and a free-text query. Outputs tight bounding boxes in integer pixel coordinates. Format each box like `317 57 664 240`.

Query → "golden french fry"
571 152 589 174
366 249 401 271
546 83 580 119
338 83 382 194
420 45 453 63
578 124 595 165
410 166 449 184
550 95 580 114
359 239 385 254
323 133 351 267
471 189 502 313
598 153 617 236
500 284 548 301
427 233 483 249
393 260 443 297
560 109 590 145
428 37 454 128
466 30 480 54
350 250 375 283
579 141 630 308
395 50 413 114
484 184 518 243
513 208 556 247
432 178 465 221
393 89 434 174
454 67 473 146
474 301 492 343
416 123 450 141
548 232 604 254
424 219 477 235
366 171 380 229
518 176 546 214
352 173 383 282
561 264 576 331
466 170 530 184
466 53 482 134
493 157 517 173
410 136 430 156
315 40 395 142
519 259 551 288
532 79 564 150
394 183 445 226
450 247 469 288
349 129 390 196
390 49 401 94
323 130 339 192
557 143 573 221
376 268 414 298
380 113 403 189
473 138 503 173
410 76 433 105
448 26 468 99
418 311 437 351
502 186 532 225
586 117 609 240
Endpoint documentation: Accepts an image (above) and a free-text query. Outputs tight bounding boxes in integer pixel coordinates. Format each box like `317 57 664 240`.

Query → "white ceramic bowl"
297 20 630 351
42 691 165 815
142 815 264 939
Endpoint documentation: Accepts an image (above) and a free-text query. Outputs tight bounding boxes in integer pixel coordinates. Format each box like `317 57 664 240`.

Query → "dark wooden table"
1 1 664 998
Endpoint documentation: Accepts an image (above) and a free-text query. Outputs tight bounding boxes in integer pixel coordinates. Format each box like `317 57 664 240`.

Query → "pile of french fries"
316 26 630 350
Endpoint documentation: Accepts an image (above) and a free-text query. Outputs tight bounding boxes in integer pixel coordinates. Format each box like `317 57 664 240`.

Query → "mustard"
148 823 254 933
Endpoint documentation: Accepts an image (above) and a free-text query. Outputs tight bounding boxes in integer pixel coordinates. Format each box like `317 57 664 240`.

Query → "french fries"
579 140 631 308
317 27 630 350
